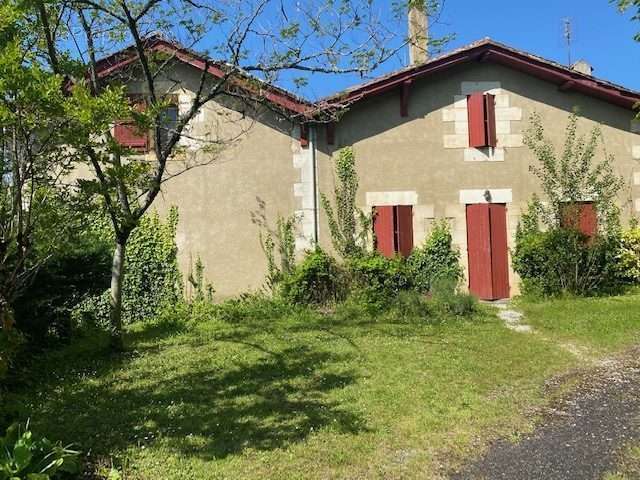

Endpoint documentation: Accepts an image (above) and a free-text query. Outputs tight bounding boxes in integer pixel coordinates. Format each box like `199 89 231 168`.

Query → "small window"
560 202 597 237
114 96 148 152
467 92 497 148
158 105 179 151
373 205 413 257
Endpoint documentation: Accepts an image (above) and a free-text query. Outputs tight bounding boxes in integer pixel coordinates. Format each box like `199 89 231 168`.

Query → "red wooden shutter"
466 204 493 299
395 205 414 257
300 123 309 148
577 203 597 238
560 202 597 238
485 93 497 147
467 92 487 148
489 204 510 299
374 206 395 258
114 98 148 151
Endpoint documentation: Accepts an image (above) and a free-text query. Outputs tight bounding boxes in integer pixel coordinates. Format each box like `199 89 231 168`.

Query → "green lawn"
517 292 640 353
5 294 640 479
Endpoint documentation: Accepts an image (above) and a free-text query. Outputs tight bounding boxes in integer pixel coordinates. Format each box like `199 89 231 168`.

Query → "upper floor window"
158 104 179 151
113 96 148 152
467 92 497 148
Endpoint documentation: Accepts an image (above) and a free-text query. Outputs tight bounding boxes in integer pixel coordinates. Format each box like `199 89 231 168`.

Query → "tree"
616 0 640 40
0 1 98 334
32 0 450 348
523 112 624 231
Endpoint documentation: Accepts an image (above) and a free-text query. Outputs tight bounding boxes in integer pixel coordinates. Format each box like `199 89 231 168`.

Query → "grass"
4 293 640 479
603 441 640 479
516 292 640 353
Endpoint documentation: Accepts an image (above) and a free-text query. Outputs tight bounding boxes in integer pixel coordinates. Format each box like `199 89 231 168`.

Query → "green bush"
0 329 24 383
279 248 345 306
430 276 477 317
346 253 411 307
408 220 463 293
616 226 640 284
513 227 622 297
0 421 81 479
14 242 111 344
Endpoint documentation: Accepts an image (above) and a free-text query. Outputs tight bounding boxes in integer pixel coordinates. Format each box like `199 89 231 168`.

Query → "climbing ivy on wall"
73 207 182 327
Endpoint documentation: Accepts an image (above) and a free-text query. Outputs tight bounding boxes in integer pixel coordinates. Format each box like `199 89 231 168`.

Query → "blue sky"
299 0 639 99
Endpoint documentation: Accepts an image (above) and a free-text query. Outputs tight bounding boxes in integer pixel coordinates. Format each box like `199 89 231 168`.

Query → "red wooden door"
373 206 395 257
489 204 510 299
466 204 493 299
395 205 414 257
466 203 510 300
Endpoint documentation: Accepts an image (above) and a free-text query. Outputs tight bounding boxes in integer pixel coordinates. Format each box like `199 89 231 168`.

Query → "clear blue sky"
300 0 639 99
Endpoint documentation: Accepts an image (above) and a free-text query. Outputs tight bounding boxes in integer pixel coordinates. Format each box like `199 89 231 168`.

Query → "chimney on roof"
571 59 593 76
408 1 429 65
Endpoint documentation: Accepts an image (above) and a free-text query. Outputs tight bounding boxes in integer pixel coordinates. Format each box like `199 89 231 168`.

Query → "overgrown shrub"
513 227 622 296
0 421 81 479
259 214 298 292
14 243 111 344
346 253 411 307
430 276 477 316
280 249 345 305
213 294 297 323
616 225 640 283
408 220 463 293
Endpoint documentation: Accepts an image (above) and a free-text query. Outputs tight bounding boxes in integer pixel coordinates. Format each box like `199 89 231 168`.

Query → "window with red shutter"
467 92 497 148
373 205 413 257
114 96 149 152
560 202 597 238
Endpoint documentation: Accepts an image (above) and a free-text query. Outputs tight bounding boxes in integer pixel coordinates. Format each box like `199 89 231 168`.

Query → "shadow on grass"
11 321 366 462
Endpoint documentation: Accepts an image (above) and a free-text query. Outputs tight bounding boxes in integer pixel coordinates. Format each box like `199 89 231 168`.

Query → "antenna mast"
563 17 572 66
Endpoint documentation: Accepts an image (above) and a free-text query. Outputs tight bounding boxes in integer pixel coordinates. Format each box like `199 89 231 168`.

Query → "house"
97 36 640 300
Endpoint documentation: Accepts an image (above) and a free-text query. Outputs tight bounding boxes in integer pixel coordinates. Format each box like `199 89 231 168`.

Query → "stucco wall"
314 62 640 296
126 64 307 297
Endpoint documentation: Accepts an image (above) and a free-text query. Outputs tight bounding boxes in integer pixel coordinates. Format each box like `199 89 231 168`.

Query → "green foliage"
0 421 81 479
430 276 478 317
523 112 624 231
259 215 298 291
407 220 463 293
320 147 371 259
346 253 411 307
14 236 111 344
513 227 622 297
187 256 215 303
213 294 297 323
0 329 23 382
616 225 640 283
279 249 345 306
73 208 182 327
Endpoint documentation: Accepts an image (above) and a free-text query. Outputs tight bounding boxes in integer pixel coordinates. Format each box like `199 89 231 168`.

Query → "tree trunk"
0 294 15 333
109 238 127 350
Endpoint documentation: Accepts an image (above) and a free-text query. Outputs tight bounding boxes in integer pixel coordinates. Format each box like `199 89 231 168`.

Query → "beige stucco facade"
130 58 640 298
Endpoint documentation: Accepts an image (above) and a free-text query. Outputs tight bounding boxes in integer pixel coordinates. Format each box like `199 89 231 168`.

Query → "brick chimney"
408 2 429 65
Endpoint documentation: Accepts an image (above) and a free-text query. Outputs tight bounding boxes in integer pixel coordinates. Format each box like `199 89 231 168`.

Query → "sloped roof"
96 36 640 118
95 35 312 115
317 38 640 111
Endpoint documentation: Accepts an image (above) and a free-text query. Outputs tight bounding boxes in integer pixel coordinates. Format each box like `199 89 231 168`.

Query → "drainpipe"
310 125 319 246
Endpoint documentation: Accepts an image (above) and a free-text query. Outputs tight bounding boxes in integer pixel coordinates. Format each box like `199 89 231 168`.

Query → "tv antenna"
562 17 573 66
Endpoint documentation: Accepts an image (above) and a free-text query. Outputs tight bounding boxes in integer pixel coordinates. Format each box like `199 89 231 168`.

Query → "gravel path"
452 349 640 480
